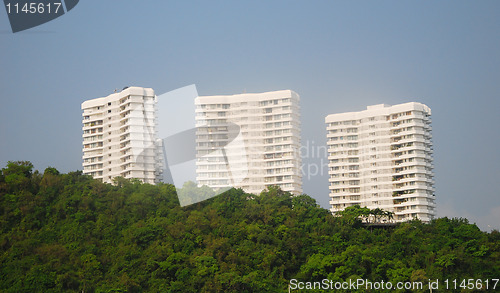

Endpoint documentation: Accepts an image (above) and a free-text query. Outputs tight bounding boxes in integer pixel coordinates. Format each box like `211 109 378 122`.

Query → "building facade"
325 103 435 222
81 87 163 184
195 90 302 195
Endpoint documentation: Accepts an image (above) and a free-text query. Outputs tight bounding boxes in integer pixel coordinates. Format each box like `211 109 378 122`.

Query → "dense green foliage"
0 161 498 292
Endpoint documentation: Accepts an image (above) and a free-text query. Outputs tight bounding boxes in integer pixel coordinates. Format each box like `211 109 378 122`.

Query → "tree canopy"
0 161 498 292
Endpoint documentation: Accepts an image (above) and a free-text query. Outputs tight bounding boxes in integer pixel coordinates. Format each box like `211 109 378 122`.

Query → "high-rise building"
81 87 163 184
325 103 435 222
195 90 302 195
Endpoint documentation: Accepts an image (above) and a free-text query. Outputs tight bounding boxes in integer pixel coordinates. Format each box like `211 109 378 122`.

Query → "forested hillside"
0 161 498 292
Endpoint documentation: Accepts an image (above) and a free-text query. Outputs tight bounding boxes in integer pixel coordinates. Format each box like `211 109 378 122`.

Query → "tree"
1 161 34 192
0 161 498 292
176 181 216 206
43 167 60 176
337 205 370 226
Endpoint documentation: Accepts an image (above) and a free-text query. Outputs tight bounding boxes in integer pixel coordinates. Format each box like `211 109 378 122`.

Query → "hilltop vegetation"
0 161 499 292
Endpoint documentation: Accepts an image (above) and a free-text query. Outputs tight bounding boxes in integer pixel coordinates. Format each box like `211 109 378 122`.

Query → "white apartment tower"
326 103 435 222
82 87 163 184
195 90 302 195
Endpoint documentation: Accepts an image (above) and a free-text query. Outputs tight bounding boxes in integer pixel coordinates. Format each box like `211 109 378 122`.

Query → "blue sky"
1 1 499 230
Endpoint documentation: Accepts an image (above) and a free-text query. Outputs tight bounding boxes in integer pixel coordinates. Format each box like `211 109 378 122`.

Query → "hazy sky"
1 1 499 231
